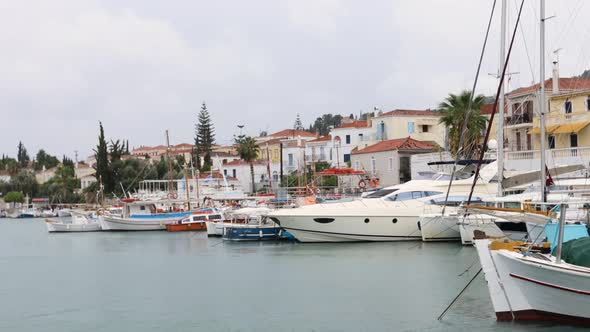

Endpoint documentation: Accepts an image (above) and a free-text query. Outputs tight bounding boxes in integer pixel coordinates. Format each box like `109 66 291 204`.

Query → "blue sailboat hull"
223 226 291 241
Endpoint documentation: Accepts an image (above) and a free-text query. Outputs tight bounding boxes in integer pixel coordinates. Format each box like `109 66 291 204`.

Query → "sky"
1 0 589 160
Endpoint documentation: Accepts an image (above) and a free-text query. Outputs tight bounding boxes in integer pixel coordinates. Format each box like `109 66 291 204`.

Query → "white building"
329 120 373 167
351 137 435 186
221 160 270 193
305 135 334 166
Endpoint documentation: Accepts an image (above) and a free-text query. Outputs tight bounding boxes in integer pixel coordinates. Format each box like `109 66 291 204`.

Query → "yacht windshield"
386 191 443 202
429 195 482 207
364 189 398 198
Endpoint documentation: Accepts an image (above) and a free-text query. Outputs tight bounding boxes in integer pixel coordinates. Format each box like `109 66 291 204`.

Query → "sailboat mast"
539 0 547 203
497 0 507 197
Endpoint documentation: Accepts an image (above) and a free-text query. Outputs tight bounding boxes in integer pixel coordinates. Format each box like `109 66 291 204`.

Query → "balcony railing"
505 146 590 161
505 113 532 126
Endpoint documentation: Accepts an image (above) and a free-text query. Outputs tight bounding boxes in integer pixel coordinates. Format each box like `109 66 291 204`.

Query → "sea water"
0 219 584 332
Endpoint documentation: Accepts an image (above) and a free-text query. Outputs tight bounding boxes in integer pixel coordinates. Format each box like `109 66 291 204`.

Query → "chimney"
552 60 559 94
366 113 372 127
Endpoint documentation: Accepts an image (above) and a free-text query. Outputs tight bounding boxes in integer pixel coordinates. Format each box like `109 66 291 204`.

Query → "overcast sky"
1 0 588 160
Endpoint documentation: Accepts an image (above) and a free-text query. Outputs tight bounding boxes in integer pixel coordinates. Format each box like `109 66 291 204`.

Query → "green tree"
195 102 215 171
439 90 487 158
34 149 59 171
235 136 260 193
3 191 24 203
17 141 30 168
94 122 113 193
10 170 38 197
310 114 343 136
294 114 304 131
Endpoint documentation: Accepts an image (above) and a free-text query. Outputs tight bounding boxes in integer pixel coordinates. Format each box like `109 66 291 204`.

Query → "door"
515 132 521 151
399 156 411 184
571 134 578 156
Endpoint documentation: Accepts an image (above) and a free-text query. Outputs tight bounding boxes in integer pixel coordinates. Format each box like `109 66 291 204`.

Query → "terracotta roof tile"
269 129 317 138
352 137 434 154
224 160 266 166
307 135 331 143
508 77 590 96
338 120 367 128
378 109 441 117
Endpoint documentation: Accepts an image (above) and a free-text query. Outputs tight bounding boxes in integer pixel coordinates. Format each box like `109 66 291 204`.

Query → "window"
354 161 360 170
358 133 364 140
407 122 415 133
587 97 590 111
345 135 351 144
364 189 398 198
388 157 393 171
223 169 227 176
386 191 442 201
422 125 429 133
232 169 236 178
548 135 555 149
370 157 376 175
288 153 294 166
343 154 351 163
272 171 279 182
565 100 573 114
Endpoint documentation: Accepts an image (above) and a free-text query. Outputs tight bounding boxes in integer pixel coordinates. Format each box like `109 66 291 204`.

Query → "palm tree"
439 90 487 159
235 136 260 194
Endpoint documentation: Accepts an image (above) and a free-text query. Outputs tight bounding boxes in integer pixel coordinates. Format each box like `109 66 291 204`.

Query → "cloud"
0 0 275 157
286 0 348 33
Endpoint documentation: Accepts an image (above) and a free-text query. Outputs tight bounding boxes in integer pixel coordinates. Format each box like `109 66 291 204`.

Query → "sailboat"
469 0 590 324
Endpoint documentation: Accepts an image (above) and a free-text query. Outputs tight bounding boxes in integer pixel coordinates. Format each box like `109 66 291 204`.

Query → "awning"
553 121 590 134
528 124 561 135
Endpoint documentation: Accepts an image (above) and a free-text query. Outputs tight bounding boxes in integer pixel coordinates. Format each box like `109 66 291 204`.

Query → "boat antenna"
441 0 498 214
466 0 525 205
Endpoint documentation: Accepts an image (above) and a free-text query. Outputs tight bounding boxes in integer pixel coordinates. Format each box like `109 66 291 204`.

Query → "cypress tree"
94 122 113 193
294 114 303 131
17 141 30 168
195 102 215 171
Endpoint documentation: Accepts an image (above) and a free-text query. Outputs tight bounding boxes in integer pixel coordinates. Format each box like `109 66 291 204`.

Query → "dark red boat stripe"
510 273 590 296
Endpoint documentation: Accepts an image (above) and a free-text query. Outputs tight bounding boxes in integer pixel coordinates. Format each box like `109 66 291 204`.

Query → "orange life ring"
358 180 367 189
369 178 379 188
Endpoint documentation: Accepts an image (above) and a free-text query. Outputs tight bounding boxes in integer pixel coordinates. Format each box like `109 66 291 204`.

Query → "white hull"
99 215 180 231
419 214 460 242
459 217 505 245
46 220 102 232
271 214 422 243
475 240 590 323
205 221 223 236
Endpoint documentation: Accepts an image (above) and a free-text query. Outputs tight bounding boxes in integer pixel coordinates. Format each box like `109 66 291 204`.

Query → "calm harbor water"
0 218 584 332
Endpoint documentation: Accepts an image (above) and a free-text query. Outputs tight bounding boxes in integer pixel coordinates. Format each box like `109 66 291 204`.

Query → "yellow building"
257 138 282 163
529 89 590 150
370 109 446 148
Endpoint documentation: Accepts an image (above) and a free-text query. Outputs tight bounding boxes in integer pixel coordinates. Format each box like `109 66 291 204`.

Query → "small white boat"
206 207 269 237
45 213 101 232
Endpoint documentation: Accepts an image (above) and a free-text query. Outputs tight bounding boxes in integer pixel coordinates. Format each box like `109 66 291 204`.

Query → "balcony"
505 113 532 128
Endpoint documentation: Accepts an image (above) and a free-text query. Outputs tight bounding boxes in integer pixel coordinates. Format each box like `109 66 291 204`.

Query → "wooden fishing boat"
167 211 222 232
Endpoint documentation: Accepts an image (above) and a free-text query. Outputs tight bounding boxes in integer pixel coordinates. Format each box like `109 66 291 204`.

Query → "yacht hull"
419 214 460 242
475 240 590 325
271 214 422 243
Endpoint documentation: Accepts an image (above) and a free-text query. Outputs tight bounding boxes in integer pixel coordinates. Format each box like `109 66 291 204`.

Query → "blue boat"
223 225 287 241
